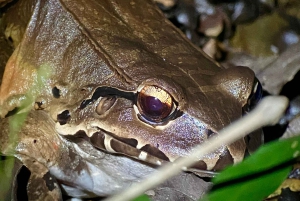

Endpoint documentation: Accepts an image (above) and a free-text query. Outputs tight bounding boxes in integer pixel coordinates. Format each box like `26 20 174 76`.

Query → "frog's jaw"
57 121 241 177
88 130 169 166
50 136 156 197
60 128 169 166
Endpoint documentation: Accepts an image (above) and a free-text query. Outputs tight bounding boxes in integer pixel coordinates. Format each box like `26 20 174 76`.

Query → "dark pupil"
140 95 169 120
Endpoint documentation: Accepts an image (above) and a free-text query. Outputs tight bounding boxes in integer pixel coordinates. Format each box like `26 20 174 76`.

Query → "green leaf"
0 157 14 200
132 194 151 201
201 135 300 201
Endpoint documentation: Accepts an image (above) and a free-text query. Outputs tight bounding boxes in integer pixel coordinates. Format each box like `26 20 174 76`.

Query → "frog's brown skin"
0 0 258 199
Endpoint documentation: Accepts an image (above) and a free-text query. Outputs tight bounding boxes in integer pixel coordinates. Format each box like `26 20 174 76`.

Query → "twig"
104 96 289 201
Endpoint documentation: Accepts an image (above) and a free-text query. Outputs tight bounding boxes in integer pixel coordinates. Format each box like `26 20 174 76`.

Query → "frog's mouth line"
63 128 170 166
61 128 219 177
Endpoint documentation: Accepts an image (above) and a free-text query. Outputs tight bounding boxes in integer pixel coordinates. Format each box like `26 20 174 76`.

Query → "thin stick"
104 96 289 201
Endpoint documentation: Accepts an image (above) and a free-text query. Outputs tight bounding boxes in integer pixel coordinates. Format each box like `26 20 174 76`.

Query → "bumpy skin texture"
0 0 257 199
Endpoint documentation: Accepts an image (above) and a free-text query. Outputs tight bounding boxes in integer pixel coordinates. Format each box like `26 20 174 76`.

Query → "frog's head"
0 0 262 177
51 64 262 175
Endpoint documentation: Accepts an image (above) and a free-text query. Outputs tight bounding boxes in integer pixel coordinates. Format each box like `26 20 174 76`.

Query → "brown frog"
0 0 262 200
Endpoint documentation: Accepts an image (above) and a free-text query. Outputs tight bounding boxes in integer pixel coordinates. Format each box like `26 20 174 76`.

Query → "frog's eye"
137 85 176 123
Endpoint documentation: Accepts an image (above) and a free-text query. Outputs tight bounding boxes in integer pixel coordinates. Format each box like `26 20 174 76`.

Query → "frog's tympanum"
0 0 262 200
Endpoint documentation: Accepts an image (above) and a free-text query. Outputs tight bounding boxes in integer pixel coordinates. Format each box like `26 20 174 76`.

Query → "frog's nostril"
52 87 60 98
57 110 70 125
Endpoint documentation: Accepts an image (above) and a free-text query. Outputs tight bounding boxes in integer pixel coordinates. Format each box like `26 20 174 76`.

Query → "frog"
0 0 262 200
